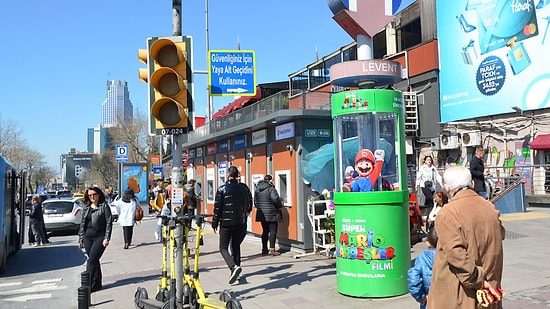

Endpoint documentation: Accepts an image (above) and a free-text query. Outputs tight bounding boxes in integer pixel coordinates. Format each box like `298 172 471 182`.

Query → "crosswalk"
0 278 67 303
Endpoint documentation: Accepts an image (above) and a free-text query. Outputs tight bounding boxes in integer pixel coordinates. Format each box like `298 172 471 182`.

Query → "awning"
530 134 550 150
212 87 261 120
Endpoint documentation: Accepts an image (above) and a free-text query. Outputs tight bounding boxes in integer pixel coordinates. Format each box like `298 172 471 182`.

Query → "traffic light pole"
171 0 185 306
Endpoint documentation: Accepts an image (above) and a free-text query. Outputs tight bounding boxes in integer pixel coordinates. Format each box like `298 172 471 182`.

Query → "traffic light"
149 36 189 135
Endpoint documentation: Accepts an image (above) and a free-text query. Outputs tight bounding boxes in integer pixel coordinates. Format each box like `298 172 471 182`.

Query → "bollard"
80 271 91 307
81 271 91 287
78 286 90 309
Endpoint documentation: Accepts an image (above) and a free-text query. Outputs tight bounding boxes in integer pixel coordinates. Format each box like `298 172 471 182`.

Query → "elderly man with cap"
427 166 505 308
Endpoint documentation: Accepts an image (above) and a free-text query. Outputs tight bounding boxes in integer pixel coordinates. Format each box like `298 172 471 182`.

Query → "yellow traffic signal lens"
151 67 186 97
151 99 187 127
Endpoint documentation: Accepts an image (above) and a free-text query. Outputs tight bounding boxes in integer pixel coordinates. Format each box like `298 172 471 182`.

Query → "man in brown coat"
427 166 505 309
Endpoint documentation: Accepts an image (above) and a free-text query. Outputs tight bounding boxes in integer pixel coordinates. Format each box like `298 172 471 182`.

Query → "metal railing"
188 89 331 143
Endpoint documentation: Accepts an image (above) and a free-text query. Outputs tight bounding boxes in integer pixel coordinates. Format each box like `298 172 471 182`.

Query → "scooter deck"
139 297 164 309
199 296 227 308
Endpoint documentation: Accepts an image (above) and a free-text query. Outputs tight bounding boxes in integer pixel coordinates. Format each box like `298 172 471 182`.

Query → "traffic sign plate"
208 50 256 96
116 144 129 163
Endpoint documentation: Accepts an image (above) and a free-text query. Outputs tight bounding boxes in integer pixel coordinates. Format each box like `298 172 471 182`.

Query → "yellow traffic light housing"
138 48 149 83
149 37 189 135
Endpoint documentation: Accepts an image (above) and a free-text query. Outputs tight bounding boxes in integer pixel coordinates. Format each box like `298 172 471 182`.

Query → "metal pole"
206 0 213 121
172 0 184 305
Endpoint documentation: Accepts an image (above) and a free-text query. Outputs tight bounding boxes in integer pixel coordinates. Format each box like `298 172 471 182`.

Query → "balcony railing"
188 89 332 143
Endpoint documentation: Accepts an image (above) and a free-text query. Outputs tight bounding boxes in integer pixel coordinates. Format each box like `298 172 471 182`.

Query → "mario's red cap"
355 149 375 164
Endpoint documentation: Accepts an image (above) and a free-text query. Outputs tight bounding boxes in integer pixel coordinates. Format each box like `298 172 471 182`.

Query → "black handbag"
424 180 433 188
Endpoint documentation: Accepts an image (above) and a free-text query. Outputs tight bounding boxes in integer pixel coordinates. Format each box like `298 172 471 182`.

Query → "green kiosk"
329 59 410 297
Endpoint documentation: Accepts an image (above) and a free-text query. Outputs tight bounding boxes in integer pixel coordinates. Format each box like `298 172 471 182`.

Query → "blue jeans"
478 191 487 199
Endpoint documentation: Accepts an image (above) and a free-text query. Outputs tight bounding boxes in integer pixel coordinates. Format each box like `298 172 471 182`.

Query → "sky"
0 0 352 173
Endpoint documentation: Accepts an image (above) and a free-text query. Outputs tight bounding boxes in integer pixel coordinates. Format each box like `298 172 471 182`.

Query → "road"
0 233 84 308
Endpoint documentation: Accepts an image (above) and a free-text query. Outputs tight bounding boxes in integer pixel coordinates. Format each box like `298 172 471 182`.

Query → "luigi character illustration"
343 148 385 192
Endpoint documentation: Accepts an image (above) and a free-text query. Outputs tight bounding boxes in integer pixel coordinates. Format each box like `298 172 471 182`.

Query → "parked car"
109 195 119 222
42 198 84 234
24 193 55 215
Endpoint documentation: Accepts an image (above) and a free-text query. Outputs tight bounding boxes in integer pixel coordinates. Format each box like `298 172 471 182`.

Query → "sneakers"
268 248 281 256
32 243 41 247
229 266 242 284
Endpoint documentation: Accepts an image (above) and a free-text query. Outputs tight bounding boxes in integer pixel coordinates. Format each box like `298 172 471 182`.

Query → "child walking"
407 228 438 309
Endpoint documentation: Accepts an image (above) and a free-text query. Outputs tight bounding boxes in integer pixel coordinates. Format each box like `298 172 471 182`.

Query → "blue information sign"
116 144 129 163
208 50 256 96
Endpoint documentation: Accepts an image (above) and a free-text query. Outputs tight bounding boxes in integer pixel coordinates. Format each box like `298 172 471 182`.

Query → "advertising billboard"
437 0 550 122
62 153 93 188
121 164 149 203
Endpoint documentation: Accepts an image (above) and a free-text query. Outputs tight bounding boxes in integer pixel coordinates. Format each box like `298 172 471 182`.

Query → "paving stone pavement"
85 206 550 309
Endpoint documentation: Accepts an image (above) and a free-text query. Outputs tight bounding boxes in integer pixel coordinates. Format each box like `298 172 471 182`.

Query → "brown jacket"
427 189 505 309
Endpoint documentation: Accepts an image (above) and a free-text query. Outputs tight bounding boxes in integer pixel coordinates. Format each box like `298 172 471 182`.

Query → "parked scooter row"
134 213 242 309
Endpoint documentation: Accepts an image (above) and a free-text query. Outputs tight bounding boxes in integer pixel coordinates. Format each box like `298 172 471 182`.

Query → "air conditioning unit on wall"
461 131 482 147
440 134 460 149
430 137 440 150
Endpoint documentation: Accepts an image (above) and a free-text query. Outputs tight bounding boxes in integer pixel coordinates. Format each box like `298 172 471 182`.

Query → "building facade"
101 80 133 127
167 0 550 252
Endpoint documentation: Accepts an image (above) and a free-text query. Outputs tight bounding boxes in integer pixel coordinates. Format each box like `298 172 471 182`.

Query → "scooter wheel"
189 289 201 309
183 284 190 304
155 288 170 303
134 287 149 309
220 289 232 302
226 298 242 309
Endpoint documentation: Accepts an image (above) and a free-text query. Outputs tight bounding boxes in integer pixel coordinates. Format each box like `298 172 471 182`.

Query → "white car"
43 198 84 234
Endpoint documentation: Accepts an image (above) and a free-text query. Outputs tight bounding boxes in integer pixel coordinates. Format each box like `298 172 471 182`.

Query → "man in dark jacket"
29 195 47 246
212 166 252 284
254 174 283 256
469 147 487 199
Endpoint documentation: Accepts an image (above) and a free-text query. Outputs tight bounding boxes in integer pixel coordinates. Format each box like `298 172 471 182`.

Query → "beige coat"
427 189 505 309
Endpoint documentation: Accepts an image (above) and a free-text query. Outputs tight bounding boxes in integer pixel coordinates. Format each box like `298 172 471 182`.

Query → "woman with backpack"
254 175 284 256
115 187 138 249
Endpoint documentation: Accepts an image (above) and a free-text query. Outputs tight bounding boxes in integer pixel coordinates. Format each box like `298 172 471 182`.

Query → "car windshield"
43 202 74 214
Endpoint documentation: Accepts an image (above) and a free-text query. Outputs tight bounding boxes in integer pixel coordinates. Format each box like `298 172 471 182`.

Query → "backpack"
135 204 144 222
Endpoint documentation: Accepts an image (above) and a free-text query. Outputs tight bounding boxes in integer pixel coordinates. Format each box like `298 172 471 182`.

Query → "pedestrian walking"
415 155 443 208
149 179 167 241
212 166 252 284
29 195 47 247
254 174 283 256
115 187 138 249
427 166 505 308
78 186 113 292
470 147 488 199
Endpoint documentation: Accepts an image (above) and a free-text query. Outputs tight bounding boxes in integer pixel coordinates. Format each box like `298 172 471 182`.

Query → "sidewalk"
90 206 550 308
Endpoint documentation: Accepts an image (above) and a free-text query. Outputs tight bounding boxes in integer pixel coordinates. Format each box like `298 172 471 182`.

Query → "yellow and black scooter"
155 216 170 303
183 214 242 309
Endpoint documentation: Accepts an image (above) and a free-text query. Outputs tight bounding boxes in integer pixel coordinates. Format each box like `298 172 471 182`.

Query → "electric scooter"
155 216 170 303
183 214 242 309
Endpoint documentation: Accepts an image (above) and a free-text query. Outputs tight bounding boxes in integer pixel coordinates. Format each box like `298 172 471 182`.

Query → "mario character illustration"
343 148 385 192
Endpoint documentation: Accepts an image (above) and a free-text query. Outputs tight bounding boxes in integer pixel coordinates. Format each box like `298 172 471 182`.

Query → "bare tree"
91 150 118 189
108 107 157 163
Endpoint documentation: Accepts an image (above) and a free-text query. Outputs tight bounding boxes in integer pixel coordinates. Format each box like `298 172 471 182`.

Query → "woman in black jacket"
78 186 112 292
254 175 283 256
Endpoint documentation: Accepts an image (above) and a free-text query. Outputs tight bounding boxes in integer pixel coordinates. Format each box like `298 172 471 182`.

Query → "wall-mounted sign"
234 135 247 150
218 139 230 152
207 143 217 155
275 122 295 141
252 129 266 145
